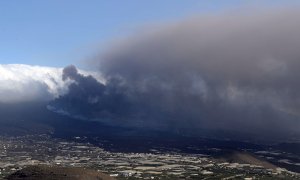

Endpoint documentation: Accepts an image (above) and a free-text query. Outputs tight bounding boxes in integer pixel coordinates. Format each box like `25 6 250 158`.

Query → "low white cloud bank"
0 64 101 103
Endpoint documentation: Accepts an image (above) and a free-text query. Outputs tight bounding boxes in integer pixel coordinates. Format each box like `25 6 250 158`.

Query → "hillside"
6 165 114 180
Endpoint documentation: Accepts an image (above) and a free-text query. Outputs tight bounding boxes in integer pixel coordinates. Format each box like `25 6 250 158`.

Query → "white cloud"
0 64 101 103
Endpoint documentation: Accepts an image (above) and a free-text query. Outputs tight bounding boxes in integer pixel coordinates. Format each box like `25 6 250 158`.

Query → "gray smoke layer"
53 8 300 140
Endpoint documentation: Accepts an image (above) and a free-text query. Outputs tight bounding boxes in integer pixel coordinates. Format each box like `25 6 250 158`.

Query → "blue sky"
0 0 297 68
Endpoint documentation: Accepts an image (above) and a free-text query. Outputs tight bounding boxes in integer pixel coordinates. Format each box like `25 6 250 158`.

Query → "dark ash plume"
50 65 132 121
52 8 300 140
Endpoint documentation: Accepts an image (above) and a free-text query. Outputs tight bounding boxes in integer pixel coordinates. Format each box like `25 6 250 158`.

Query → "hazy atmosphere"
1 1 300 179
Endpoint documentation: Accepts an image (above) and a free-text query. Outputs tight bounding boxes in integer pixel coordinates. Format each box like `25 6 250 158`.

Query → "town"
0 134 299 179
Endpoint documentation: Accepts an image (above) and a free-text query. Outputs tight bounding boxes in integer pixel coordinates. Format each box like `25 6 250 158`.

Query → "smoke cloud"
53 8 300 140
